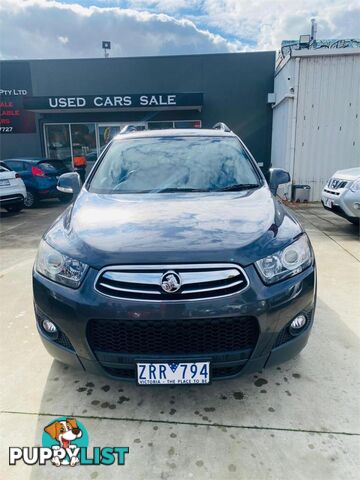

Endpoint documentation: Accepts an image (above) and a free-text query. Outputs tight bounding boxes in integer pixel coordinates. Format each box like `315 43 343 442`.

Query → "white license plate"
137 362 210 385
325 198 333 208
0 179 10 186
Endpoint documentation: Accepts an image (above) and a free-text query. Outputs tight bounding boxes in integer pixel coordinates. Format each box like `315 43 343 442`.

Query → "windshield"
88 136 260 193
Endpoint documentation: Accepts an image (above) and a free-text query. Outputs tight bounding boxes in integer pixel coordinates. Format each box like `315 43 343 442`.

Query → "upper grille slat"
176 269 240 285
103 271 161 285
95 263 249 301
98 282 162 295
184 278 244 294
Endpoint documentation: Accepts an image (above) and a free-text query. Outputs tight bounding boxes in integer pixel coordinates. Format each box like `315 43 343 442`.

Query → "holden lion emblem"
161 271 182 293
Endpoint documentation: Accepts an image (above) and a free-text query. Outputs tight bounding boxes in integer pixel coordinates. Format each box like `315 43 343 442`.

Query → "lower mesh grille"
103 366 135 378
212 364 244 378
87 316 259 355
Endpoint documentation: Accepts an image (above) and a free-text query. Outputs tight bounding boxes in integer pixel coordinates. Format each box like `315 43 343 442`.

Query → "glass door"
44 124 73 171
70 123 98 179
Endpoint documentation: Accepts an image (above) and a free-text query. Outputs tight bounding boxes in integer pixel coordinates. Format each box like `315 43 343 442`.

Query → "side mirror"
269 168 291 195
57 172 81 196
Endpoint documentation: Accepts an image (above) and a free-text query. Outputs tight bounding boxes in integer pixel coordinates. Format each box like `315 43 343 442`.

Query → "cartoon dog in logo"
44 418 82 466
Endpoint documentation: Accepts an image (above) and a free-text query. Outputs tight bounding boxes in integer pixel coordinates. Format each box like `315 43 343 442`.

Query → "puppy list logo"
9 416 129 467
42 417 88 467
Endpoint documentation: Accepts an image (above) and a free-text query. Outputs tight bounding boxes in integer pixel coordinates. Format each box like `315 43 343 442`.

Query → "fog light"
290 314 306 330
42 319 57 334
353 202 360 210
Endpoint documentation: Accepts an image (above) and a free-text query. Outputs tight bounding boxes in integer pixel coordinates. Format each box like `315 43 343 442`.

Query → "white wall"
272 51 360 201
271 58 295 199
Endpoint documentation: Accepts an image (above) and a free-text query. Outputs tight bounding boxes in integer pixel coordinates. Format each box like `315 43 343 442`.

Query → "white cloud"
0 0 358 59
58 35 69 44
200 0 360 50
0 0 242 60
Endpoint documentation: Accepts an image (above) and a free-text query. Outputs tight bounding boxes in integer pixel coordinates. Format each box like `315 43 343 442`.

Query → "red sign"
0 93 36 134
0 62 36 134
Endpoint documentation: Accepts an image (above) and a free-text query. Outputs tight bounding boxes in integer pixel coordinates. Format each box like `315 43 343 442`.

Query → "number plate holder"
136 361 211 385
325 198 333 208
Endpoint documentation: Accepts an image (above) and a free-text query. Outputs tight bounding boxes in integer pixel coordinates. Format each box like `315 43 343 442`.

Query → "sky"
0 0 359 59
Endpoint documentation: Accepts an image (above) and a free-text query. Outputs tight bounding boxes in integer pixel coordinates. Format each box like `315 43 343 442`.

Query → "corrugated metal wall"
294 54 360 200
271 59 295 199
272 52 360 201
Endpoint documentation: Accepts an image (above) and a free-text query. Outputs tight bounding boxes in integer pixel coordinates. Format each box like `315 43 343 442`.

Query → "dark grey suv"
33 123 316 384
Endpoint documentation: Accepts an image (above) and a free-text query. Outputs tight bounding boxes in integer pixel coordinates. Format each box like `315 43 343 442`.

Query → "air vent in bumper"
87 316 259 355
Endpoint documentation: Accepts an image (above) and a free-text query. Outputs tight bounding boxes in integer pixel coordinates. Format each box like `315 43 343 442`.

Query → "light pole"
102 41 111 58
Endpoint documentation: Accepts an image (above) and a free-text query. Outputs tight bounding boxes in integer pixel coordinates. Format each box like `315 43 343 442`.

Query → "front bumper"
37 185 60 199
33 264 316 382
0 193 25 207
321 188 360 221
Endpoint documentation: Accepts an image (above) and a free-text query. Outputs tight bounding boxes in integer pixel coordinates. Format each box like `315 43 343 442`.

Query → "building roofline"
275 47 360 75
291 48 360 58
0 50 275 64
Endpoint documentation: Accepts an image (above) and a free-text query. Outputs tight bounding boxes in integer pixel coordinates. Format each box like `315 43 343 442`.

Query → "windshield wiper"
216 183 260 192
156 187 208 193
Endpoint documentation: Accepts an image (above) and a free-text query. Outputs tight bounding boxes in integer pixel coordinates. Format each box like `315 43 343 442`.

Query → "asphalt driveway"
0 200 359 479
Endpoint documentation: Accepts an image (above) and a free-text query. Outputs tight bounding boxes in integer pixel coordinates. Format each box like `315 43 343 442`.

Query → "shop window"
99 125 121 149
70 124 97 176
174 120 201 129
148 122 174 130
45 124 71 161
71 124 97 160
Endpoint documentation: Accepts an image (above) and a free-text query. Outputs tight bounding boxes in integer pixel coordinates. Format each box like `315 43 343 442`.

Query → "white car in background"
321 167 360 225
0 161 26 213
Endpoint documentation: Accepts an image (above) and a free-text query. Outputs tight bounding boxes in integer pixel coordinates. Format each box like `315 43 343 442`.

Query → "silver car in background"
321 168 360 225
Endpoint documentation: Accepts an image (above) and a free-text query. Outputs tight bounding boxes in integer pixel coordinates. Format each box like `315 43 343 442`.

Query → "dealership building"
1 47 359 200
0 52 275 175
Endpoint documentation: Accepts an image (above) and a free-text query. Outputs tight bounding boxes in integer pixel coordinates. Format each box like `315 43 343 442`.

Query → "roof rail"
120 124 138 134
212 122 231 132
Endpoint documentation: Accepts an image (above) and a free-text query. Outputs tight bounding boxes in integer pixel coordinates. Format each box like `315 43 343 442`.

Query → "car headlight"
349 178 360 192
255 235 312 285
35 239 88 288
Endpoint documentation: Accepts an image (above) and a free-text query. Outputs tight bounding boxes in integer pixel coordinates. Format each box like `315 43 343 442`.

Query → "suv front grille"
326 178 348 191
87 316 259 355
95 263 249 301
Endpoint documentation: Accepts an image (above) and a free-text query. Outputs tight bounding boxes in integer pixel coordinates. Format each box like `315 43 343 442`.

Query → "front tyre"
5 202 24 213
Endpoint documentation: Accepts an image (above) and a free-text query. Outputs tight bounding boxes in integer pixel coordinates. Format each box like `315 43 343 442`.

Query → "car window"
0 162 10 172
38 160 67 171
88 136 260 194
4 161 24 171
